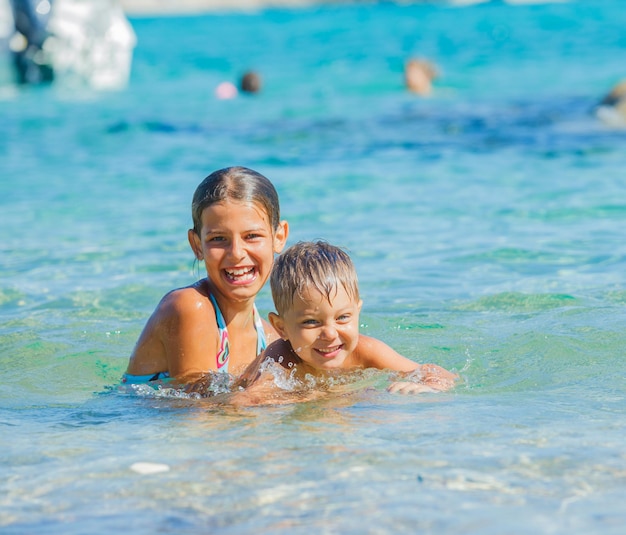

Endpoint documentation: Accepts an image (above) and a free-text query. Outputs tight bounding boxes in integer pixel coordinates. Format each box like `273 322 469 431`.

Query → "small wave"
456 291 578 312
114 363 417 404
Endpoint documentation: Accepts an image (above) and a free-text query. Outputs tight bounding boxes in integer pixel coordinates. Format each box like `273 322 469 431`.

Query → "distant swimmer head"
215 81 238 99
598 80 626 107
240 70 262 94
594 80 626 128
404 58 439 96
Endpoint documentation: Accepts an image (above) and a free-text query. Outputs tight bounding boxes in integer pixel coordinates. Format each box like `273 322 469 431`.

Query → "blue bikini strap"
209 293 267 372
209 293 230 372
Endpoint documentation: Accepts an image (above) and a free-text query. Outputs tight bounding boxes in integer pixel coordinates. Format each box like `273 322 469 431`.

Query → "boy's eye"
301 319 319 327
337 314 351 322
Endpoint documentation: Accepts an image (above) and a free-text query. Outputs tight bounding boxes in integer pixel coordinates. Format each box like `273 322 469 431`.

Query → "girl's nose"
228 237 245 260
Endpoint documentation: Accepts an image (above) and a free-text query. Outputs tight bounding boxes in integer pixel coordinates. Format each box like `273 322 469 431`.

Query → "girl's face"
270 285 362 370
189 200 287 304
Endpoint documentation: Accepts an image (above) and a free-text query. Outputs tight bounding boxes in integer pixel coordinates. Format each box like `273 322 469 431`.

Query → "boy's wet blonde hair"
271 241 360 315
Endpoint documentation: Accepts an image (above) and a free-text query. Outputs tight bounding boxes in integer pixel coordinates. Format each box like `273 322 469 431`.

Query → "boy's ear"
188 229 203 260
268 312 288 339
273 220 289 254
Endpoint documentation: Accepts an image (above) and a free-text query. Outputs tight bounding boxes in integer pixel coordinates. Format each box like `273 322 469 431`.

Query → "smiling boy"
238 240 457 395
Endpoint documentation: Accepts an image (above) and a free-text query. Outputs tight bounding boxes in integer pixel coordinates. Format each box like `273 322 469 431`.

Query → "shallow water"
1 1 626 533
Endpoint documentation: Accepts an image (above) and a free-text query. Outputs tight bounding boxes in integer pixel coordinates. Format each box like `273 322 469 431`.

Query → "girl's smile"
224 266 257 284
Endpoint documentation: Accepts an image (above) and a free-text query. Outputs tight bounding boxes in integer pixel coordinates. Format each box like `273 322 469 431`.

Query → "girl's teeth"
226 267 254 280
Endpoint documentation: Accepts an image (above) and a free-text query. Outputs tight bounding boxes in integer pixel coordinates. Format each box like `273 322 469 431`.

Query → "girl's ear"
273 220 289 253
268 312 288 339
188 229 203 260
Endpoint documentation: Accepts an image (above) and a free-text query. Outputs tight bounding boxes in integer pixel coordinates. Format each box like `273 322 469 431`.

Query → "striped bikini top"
209 293 267 373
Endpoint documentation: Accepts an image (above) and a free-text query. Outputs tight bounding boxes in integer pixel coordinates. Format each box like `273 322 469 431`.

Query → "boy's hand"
387 381 438 394
388 363 459 394
419 364 458 391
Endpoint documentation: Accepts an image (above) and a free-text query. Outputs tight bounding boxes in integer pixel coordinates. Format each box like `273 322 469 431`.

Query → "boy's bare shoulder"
353 334 416 371
265 338 300 367
351 334 379 365
355 334 388 354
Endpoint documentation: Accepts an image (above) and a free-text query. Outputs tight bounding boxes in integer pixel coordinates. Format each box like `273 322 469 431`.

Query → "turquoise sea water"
1 1 626 532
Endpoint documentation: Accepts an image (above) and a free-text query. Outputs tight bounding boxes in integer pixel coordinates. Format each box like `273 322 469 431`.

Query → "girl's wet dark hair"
191 166 281 235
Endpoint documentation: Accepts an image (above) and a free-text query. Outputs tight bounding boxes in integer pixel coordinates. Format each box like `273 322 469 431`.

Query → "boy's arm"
185 339 284 396
231 351 266 389
229 375 328 407
186 340 296 399
232 338 300 389
356 335 458 391
229 341 320 406
228 317 291 390
356 335 420 371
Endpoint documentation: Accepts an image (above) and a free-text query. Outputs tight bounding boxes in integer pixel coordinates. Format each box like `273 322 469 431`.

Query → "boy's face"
270 285 362 370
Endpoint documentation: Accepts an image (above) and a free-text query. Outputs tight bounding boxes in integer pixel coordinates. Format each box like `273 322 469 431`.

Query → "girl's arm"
161 288 222 380
129 287 219 383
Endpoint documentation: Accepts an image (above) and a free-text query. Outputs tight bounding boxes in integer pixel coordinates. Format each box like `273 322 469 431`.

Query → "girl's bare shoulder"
156 282 212 318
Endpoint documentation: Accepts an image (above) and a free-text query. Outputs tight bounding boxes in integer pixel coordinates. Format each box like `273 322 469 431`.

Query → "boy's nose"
319 324 338 340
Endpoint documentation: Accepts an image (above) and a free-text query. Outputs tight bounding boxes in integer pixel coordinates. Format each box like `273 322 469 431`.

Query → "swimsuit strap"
209 293 230 372
121 371 171 384
254 304 267 355
209 293 267 373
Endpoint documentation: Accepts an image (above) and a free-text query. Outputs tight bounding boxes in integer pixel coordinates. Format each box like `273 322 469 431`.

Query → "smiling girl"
123 167 289 384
